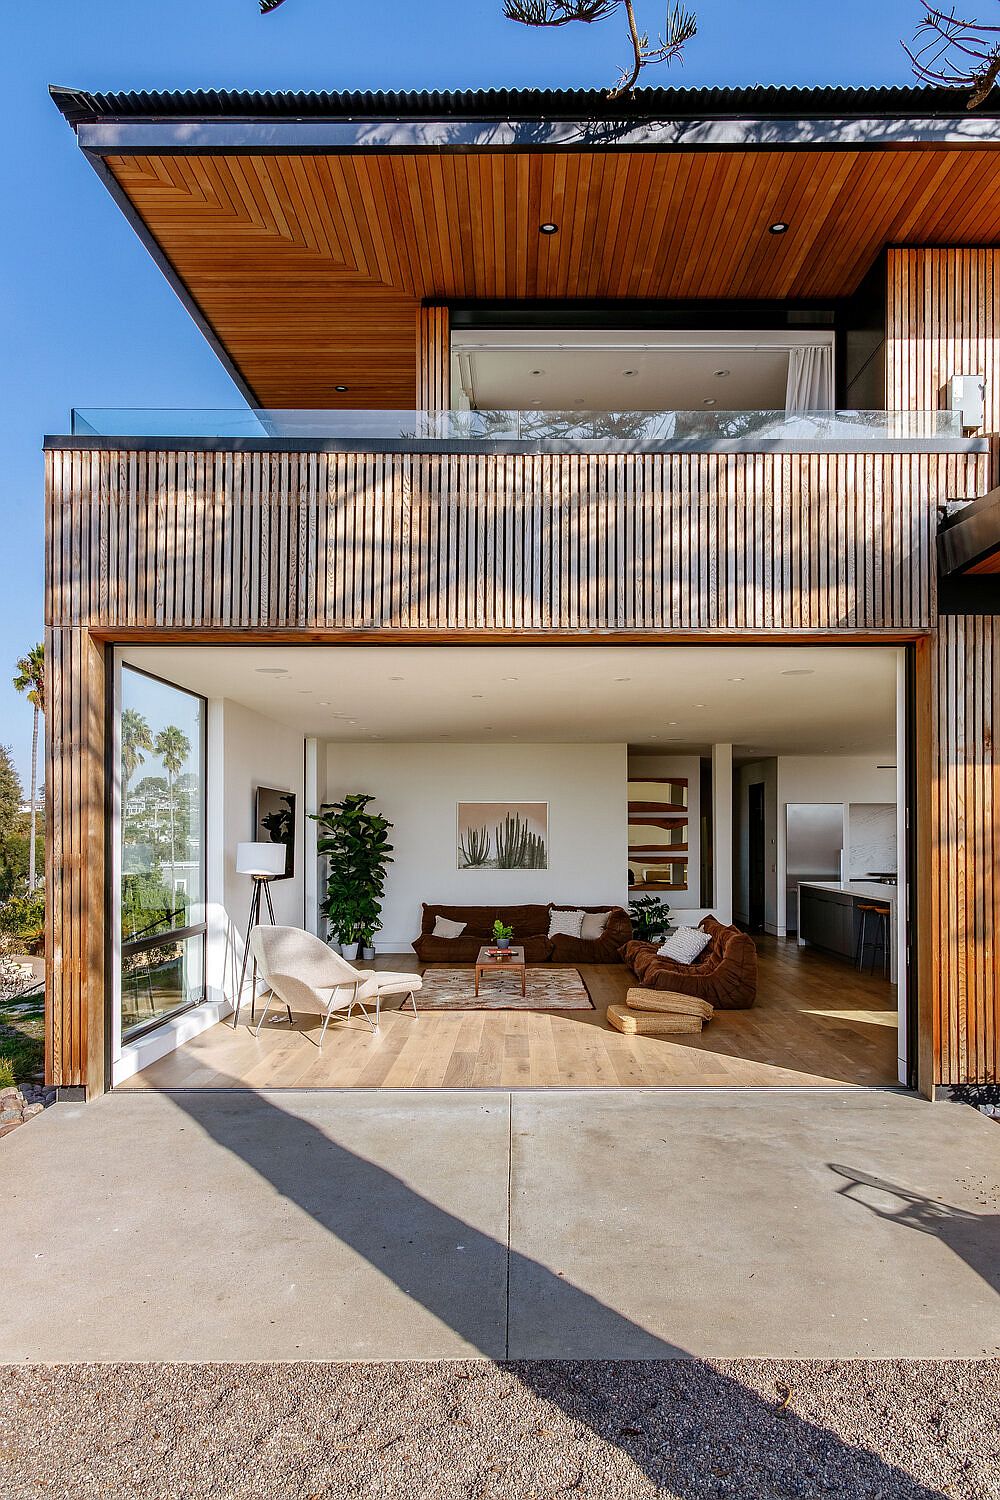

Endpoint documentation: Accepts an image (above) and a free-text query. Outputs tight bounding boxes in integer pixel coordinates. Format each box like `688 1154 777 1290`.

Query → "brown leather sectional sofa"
623 915 758 1009
412 902 632 965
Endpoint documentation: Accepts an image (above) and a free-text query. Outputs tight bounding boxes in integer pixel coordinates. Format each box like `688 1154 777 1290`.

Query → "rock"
0 1107 22 1125
22 1103 44 1119
0 1120 22 1137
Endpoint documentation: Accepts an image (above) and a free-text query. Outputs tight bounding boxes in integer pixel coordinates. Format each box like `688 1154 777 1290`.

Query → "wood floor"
122 938 899 1091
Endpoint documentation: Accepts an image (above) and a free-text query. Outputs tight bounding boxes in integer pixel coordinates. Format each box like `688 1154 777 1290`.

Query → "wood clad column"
416 304 450 411
887 248 1000 484
932 613 1000 1086
45 626 106 1092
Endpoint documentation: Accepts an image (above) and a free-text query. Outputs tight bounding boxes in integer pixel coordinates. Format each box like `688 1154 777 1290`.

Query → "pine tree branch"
905 2 1000 107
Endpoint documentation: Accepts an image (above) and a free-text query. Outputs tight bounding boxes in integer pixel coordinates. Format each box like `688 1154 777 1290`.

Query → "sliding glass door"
119 666 206 1037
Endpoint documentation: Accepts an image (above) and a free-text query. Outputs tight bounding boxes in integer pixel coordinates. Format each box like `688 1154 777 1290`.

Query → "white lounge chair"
248 925 421 1046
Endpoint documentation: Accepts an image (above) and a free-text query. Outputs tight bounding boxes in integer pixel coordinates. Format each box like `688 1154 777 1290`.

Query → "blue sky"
1 0 922 784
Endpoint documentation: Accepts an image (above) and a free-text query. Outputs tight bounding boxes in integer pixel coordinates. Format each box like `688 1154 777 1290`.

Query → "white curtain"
785 344 834 412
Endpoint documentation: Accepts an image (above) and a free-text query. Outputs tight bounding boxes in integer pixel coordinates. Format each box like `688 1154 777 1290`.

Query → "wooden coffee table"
474 945 527 997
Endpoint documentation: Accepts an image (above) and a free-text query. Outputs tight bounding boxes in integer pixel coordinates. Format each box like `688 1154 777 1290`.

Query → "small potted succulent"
492 917 514 950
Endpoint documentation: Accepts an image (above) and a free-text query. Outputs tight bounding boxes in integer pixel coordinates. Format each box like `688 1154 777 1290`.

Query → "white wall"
206 700 306 1005
626 753 701 910
324 742 628 951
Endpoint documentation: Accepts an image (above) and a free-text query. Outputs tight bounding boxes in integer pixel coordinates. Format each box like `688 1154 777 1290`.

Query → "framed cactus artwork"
457 802 548 870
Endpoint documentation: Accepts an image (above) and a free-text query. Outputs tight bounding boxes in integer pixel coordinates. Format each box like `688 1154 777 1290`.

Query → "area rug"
413 966 594 1011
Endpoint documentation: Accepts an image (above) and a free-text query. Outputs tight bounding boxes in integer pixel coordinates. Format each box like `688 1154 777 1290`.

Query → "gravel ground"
1 1360 998 1499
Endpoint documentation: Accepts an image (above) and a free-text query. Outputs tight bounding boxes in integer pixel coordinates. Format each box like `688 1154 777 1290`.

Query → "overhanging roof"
51 83 1000 407
47 82 1000 126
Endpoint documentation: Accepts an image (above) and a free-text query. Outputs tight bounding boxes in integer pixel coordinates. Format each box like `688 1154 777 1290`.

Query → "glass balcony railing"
68 407 968 446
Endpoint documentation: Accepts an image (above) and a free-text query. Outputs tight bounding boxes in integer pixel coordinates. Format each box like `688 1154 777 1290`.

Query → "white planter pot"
362 946 376 961
328 939 342 955
341 942 360 961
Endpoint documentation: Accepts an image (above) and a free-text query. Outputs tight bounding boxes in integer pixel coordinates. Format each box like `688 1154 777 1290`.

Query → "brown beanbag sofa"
412 902 632 964
548 904 633 964
413 904 553 964
623 915 758 1009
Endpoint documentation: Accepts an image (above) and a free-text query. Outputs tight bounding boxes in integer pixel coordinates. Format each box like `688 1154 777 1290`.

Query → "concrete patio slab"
1 1090 510 1361
508 1090 1000 1359
1 1087 997 1362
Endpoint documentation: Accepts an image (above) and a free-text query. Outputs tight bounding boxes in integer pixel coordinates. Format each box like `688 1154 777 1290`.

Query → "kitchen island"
797 880 897 982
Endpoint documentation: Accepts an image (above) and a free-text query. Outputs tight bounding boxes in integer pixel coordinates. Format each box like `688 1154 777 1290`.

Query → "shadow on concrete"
168 1084 952 1496
830 1162 1000 1299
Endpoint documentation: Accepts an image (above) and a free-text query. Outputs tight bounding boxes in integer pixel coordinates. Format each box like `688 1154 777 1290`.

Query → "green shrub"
0 1056 15 1089
0 886 45 950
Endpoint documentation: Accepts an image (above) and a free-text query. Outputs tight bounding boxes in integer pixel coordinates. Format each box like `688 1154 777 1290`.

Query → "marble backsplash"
848 801 897 878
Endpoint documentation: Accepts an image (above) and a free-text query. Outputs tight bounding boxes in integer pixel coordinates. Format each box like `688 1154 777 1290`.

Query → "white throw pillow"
580 910 612 941
657 926 711 965
548 908 585 940
433 915 467 939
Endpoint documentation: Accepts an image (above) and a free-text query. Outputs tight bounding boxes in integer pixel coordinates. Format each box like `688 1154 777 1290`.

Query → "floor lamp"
233 841 287 1028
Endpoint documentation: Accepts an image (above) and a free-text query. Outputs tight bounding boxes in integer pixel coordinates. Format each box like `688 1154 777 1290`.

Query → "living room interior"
111 643 905 1092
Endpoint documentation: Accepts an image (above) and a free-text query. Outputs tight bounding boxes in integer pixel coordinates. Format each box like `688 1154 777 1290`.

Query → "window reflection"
119 667 206 1036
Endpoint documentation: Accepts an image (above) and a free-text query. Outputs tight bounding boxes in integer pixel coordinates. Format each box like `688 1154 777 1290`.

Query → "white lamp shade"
236 841 286 877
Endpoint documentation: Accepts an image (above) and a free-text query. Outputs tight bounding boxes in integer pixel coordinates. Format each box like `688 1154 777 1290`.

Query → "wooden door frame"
53 628 931 1096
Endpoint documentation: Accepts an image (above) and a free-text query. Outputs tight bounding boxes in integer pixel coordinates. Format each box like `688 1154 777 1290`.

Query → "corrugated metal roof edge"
48 82 998 128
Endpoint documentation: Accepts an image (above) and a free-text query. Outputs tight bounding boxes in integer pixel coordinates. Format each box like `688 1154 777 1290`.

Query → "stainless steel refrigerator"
785 802 844 935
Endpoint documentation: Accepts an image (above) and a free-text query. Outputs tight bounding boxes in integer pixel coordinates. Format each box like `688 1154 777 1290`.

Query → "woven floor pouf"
625 987 714 1022
607 1002 704 1036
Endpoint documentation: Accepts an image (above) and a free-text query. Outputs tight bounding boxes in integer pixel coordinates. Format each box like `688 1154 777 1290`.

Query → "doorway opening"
105 643 908 1093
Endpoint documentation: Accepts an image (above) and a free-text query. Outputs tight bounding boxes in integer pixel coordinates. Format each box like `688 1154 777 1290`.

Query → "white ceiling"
121 644 898 759
451 328 833 413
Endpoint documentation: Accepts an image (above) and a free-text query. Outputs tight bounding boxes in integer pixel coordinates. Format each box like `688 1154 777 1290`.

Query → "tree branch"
261 0 698 95
905 2 1000 107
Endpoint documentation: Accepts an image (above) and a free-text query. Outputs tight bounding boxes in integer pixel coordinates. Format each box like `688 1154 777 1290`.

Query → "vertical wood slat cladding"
934 615 1000 1085
887 249 1000 485
44 625 105 1089
415 306 450 412
46 447 983 635
45 443 988 1092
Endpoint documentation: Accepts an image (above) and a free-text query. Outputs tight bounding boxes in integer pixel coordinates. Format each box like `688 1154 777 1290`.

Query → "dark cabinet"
799 887 855 961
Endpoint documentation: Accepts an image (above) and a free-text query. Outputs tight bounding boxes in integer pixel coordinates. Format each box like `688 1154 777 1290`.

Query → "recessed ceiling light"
693 703 706 709
389 675 404 681
623 369 638 377
769 221 789 235
727 676 745 682
781 668 815 676
335 384 349 392
667 721 679 726
702 398 717 406
614 677 632 683
318 700 330 707
539 222 559 234
714 369 730 378
255 667 288 675
502 676 519 682
531 369 545 376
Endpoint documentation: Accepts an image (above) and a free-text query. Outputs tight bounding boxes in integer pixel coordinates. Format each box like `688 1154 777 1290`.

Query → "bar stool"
856 902 890 977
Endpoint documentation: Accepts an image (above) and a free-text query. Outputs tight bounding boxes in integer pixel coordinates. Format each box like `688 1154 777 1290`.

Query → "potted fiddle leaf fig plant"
312 794 394 962
492 917 514 950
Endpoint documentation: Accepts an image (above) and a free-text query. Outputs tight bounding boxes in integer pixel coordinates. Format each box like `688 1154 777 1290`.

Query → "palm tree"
12 644 44 891
121 708 154 806
154 724 190 917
